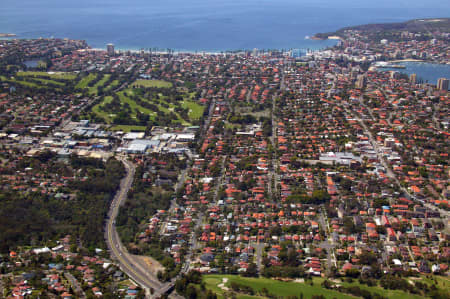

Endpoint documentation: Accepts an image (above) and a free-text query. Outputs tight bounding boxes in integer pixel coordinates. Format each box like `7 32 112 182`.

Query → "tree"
243 263 258 277
185 285 198 299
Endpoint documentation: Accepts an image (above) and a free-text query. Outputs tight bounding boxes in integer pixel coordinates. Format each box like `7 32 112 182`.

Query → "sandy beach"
390 59 425 63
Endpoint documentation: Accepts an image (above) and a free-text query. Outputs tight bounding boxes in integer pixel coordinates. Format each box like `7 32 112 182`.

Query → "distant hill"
314 18 450 40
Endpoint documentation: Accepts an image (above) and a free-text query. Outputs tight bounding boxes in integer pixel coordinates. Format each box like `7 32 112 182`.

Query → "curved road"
105 157 165 298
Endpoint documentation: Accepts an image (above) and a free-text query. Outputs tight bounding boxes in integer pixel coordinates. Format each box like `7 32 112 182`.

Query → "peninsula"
313 17 450 41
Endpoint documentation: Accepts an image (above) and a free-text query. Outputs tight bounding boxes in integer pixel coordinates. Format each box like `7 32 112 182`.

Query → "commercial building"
355 75 365 89
437 78 449 91
107 43 115 56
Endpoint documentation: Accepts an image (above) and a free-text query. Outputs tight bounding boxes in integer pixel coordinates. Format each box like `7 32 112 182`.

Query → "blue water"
1 0 449 51
383 62 450 86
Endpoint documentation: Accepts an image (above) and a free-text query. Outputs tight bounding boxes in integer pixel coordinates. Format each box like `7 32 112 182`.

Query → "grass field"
104 79 119 91
28 77 65 87
13 72 66 88
118 90 156 117
327 277 425 299
421 275 450 289
89 74 111 94
75 73 97 89
131 79 172 88
203 275 353 299
110 125 147 132
182 100 205 120
86 80 204 128
16 71 77 80
92 96 114 122
1 76 43 89
202 275 440 299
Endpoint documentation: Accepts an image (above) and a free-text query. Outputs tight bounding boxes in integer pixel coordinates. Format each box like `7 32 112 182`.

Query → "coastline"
310 35 341 41
388 59 450 66
1 30 338 54
390 59 425 63
0 33 16 37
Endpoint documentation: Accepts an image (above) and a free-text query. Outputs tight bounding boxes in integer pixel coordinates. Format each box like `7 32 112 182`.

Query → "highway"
105 157 166 298
104 96 218 298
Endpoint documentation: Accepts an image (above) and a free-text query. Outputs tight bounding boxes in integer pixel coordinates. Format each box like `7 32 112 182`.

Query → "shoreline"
0 33 16 37
387 59 450 66
90 42 336 56
390 59 426 63
1 34 337 55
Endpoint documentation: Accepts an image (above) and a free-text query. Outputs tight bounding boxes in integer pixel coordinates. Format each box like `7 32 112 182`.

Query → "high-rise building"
355 75 365 89
410 73 417 84
437 78 449 91
107 43 115 56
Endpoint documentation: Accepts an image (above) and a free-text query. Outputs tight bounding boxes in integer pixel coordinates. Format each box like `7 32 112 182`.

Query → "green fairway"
87 81 204 127
203 275 354 299
75 73 97 89
28 77 65 87
324 277 425 299
202 275 440 299
16 71 77 80
88 74 111 94
1 77 42 89
104 79 119 91
118 90 155 116
131 79 172 88
182 100 205 120
423 275 450 289
92 96 114 122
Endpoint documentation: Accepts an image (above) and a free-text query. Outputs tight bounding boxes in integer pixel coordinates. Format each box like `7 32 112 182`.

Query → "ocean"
1 0 449 51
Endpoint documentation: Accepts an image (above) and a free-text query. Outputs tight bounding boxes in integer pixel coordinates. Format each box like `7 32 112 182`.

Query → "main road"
105 156 166 298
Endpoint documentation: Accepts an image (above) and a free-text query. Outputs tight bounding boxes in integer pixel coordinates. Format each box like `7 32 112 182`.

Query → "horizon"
1 0 450 51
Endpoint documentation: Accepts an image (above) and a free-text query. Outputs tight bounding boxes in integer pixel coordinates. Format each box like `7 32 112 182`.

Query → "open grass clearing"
121 89 189 124
110 125 146 132
131 79 172 88
117 91 155 117
104 79 119 91
419 275 450 292
2 77 42 89
28 77 65 87
16 71 77 80
89 74 111 94
203 275 354 299
182 100 205 120
75 73 97 89
203 275 435 299
324 277 425 299
92 96 114 122
89 87 196 127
